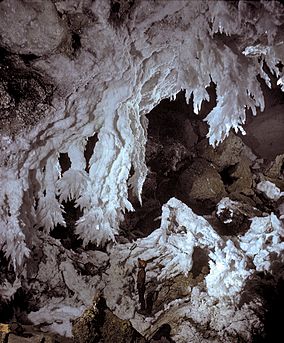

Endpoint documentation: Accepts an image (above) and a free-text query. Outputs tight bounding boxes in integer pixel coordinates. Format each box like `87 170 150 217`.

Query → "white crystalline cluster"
136 198 284 299
0 172 30 268
216 197 241 223
0 2 284 341
118 198 221 281
105 198 276 341
256 180 284 200
240 213 284 271
242 44 270 57
28 302 85 337
206 240 252 299
36 155 66 233
0 0 283 268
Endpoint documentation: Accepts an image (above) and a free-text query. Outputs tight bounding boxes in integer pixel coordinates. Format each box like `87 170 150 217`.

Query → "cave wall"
0 1 284 342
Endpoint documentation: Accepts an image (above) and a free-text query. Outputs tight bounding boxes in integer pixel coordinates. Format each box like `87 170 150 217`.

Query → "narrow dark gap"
19 53 39 65
109 0 135 26
50 200 83 250
71 32 81 55
191 247 209 278
111 1 120 13
0 252 16 287
0 46 10 63
280 161 284 175
276 61 283 73
0 287 32 324
58 152 71 174
84 133 98 173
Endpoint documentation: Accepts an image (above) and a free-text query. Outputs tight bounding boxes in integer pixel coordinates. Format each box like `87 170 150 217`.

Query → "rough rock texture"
178 158 227 214
0 49 54 136
0 0 67 56
72 296 146 343
0 323 72 343
103 198 284 343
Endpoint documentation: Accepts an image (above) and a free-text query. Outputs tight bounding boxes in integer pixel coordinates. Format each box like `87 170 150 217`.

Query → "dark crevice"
19 53 39 65
276 61 283 73
0 278 34 324
241 262 284 343
0 46 10 63
84 133 98 172
150 324 176 343
111 1 120 13
50 200 83 250
191 247 209 278
109 0 135 26
219 164 238 186
59 153 71 174
71 32 81 55
280 161 284 175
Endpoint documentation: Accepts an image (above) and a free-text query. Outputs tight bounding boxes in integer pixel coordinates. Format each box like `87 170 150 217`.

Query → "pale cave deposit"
0 1 284 342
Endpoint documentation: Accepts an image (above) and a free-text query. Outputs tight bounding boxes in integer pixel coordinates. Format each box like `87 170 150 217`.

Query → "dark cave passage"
118 87 284 342
120 88 217 239
120 75 284 241
241 262 284 343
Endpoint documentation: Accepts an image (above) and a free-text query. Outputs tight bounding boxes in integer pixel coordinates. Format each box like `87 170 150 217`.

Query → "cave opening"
120 72 284 243
121 87 226 240
219 164 238 186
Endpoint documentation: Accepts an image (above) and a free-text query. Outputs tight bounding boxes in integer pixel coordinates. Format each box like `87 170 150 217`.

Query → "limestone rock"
215 197 261 236
0 0 66 56
197 134 245 171
147 138 190 175
178 158 227 213
72 296 146 343
263 154 284 190
227 159 254 196
0 323 72 343
264 154 284 179
0 52 54 136
256 180 284 201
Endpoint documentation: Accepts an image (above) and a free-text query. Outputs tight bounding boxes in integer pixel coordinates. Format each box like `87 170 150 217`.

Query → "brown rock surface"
178 158 227 214
72 296 146 343
197 133 247 171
